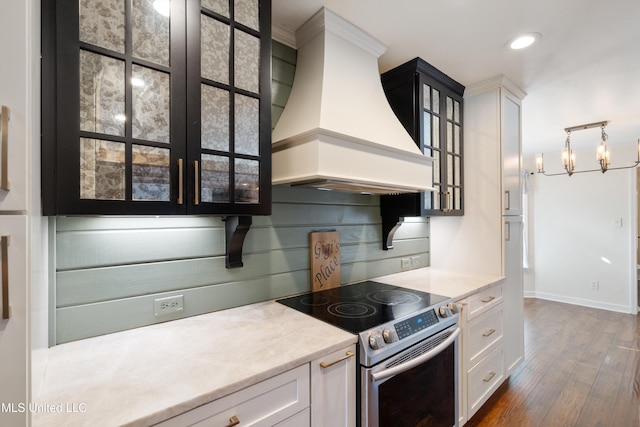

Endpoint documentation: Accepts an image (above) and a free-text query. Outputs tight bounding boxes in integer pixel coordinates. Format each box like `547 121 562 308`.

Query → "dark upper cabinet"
42 0 272 216
380 58 465 223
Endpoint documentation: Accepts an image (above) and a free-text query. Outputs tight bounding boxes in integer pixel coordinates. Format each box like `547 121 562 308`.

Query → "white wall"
525 141 637 313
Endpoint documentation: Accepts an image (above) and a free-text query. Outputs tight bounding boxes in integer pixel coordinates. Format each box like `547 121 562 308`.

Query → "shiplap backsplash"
54 188 430 343
52 41 430 344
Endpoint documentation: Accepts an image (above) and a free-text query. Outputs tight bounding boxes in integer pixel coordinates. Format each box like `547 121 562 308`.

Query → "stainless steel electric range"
278 280 460 427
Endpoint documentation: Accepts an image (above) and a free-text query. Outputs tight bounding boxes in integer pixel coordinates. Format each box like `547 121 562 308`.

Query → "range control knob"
368 333 385 350
382 328 399 344
439 305 453 318
448 302 461 314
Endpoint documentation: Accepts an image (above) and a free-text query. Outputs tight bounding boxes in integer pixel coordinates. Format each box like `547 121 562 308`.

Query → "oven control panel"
394 309 439 340
360 303 458 366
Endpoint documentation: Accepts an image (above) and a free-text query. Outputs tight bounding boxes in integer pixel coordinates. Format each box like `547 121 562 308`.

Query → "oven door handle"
371 327 460 382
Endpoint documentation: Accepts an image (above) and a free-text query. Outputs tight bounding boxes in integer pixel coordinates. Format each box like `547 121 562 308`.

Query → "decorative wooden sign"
310 230 341 292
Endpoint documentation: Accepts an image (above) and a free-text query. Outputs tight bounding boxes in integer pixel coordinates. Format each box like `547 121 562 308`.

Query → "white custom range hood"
271 8 434 195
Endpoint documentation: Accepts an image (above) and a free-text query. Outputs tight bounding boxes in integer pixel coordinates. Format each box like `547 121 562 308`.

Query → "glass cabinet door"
47 0 185 214
79 0 180 205
419 75 463 216
42 0 271 216
188 0 271 215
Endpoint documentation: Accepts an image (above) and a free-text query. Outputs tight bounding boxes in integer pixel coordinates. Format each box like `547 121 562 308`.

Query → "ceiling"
271 0 640 157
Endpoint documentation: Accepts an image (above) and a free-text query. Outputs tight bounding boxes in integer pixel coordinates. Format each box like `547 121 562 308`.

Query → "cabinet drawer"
275 407 310 427
156 365 310 427
467 345 505 417
467 303 504 366
466 284 504 319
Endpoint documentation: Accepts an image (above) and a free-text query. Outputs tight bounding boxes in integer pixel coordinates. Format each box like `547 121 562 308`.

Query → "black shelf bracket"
382 215 405 250
223 216 252 268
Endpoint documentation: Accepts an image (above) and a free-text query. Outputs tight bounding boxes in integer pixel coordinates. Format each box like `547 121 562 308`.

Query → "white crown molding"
295 7 387 58
465 74 527 100
272 24 297 48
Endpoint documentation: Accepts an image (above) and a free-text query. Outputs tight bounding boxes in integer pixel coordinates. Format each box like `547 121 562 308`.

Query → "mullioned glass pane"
201 85 230 151
132 65 171 143
132 0 170 67
80 138 125 200
80 50 125 136
201 15 230 84
132 145 170 201
235 158 259 203
234 94 259 156
201 154 230 203
235 0 259 30
79 0 125 53
234 30 260 93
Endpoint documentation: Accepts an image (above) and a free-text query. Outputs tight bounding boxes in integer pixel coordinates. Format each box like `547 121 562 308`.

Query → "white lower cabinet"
310 345 356 427
458 283 506 424
155 344 356 427
156 365 310 427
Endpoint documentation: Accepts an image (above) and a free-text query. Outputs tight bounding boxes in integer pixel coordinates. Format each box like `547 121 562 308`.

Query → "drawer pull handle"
320 351 354 369
483 371 496 383
482 328 496 337
193 160 200 205
225 415 240 427
177 158 184 205
481 296 496 303
1 235 9 319
1 105 10 192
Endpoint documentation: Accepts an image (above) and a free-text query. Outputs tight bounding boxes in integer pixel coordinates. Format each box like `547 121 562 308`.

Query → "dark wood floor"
466 298 640 427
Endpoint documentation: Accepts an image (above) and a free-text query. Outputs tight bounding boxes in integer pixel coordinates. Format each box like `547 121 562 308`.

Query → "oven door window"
366 332 457 427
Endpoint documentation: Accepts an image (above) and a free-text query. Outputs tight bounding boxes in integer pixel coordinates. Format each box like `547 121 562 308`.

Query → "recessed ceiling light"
509 33 541 50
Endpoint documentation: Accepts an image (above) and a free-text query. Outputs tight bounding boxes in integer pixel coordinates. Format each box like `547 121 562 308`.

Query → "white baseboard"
524 291 634 314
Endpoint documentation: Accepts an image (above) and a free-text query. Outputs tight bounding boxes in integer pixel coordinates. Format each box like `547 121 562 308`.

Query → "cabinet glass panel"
235 30 260 93
132 0 170 67
454 156 461 186
132 145 170 201
201 0 229 17
455 124 461 154
80 138 125 200
446 97 453 120
423 111 432 150
235 159 259 203
235 94 259 156
432 116 440 149
433 150 440 185
432 89 440 114
454 100 460 122
453 188 460 210
201 84 230 151
235 0 260 30
423 84 431 110
131 65 170 143
80 51 125 136
201 154 229 203
433 187 441 210
201 14 229 85
447 122 453 152
79 0 125 53
447 154 454 184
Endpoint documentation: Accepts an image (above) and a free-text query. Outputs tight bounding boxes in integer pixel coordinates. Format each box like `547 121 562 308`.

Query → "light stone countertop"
33 267 503 427
371 267 505 301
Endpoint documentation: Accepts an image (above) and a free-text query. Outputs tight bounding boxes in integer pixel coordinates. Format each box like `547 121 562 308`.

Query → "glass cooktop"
277 281 450 334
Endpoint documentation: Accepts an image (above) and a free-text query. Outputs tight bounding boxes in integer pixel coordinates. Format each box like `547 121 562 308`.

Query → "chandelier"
536 121 640 177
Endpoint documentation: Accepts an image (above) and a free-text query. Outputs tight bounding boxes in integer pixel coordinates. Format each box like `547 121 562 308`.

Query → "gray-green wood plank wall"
52 41 430 344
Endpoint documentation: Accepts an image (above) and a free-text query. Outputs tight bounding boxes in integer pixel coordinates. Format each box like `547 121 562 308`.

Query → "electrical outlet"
590 281 599 290
411 256 421 266
401 258 411 269
154 295 184 316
